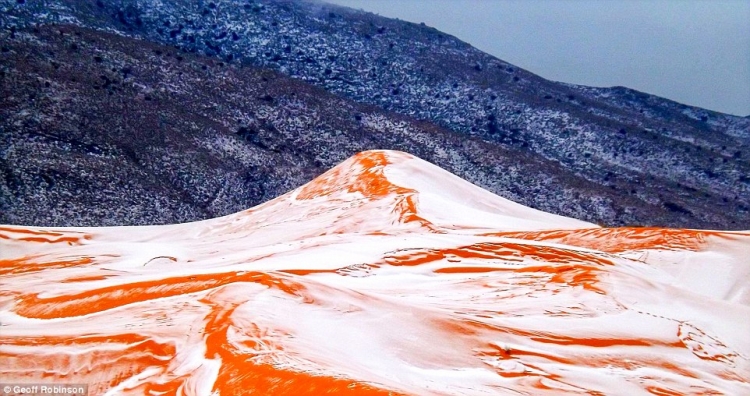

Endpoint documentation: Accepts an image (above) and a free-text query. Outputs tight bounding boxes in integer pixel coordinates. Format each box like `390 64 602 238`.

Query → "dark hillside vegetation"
1 0 748 228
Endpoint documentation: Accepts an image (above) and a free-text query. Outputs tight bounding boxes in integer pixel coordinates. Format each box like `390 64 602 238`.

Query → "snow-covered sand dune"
1 150 748 395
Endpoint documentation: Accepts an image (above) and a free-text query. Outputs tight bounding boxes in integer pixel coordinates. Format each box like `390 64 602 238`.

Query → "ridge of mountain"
2 150 749 394
1 0 748 229
0 23 659 227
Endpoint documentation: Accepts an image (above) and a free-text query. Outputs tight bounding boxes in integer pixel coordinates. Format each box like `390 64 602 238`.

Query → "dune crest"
1 150 748 395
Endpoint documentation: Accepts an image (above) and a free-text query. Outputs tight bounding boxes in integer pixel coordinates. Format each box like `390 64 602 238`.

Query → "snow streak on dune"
1 150 749 395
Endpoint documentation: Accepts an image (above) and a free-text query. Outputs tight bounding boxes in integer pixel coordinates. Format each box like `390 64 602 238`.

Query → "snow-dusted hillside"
2 0 749 229
2 151 748 395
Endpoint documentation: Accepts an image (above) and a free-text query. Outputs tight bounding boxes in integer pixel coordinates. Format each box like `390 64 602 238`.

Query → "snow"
1 150 748 395
382 151 594 231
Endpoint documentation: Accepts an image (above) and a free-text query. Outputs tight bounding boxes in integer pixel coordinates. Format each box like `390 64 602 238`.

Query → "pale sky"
326 0 750 116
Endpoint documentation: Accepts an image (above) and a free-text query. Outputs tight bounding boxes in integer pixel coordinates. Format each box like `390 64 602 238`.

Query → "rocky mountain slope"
2 150 749 394
1 0 749 228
